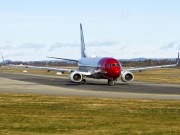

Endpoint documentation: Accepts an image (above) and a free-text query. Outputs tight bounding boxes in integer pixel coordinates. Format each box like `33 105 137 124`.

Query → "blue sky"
0 0 180 61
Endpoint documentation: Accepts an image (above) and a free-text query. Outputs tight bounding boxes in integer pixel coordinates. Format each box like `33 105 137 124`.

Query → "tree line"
1 59 178 68
120 59 177 67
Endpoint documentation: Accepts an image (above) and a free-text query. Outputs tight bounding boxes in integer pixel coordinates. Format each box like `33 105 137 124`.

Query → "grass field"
0 67 180 134
0 93 180 135
133 68 180 84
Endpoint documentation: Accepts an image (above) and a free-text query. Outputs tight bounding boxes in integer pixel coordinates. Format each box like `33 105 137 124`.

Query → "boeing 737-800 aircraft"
15 24 179 86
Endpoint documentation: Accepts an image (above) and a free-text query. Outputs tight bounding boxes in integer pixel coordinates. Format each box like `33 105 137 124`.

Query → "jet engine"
70 72 83 82
121 71 134 82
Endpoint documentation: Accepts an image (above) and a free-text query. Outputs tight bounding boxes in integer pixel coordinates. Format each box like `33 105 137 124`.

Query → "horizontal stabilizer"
46 56 79 62
9 64 75 73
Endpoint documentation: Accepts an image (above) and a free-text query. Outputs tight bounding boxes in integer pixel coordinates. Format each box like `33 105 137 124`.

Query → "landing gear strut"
108 79 116 86
80 79 86 85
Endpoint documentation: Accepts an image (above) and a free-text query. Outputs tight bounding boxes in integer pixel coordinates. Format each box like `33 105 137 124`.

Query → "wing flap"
10 65 74 73
46 56 79 62
125 52 179 72
126 64 177 72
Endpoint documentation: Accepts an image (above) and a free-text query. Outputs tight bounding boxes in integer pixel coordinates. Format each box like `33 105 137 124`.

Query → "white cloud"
176 44 180 50
18 42 45 52
11 52 26 57
158 40 180 56
88 40 119 47
119 13 129 19
0 44 13 50
160 41 179 50
0 41 13 50
48 42 79 51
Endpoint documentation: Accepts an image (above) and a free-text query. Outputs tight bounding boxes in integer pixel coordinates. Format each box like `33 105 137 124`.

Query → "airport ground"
0 67 180 134
1 66 180 84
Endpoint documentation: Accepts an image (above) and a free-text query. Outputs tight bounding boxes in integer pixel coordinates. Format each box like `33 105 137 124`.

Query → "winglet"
0 52 4 62
177 52 180 65
46 56 79 62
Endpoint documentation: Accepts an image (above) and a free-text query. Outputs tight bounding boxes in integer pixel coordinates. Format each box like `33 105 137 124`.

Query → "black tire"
80 79 86 85
108 80 115 86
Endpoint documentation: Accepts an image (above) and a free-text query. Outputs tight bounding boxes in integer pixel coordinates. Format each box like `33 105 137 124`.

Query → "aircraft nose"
113 68 121 77
99 57 122 79
107 68 121 78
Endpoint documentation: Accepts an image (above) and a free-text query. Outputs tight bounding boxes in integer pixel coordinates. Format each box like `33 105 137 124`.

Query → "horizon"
2 57 177 63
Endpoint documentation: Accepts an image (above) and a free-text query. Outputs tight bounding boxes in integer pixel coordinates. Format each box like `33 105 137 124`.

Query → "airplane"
12 24 180 86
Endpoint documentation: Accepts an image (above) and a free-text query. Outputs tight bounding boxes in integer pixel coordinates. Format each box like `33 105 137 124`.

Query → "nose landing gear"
108 79 116 86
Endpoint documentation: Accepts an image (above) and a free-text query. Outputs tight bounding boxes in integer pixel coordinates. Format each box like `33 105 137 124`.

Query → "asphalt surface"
0 72 180 100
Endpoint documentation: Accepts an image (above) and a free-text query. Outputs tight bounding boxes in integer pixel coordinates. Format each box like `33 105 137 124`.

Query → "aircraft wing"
9 65 93 76
125 64 178 72
46 56 79 62
10 65 75 73
124 52 179 72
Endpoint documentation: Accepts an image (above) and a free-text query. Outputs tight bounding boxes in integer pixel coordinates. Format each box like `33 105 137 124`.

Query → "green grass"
133 68 180 84
0 67 61 76
0 93 180 135
0 67 73 77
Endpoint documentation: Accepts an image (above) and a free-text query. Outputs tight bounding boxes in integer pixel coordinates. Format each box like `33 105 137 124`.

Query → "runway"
0 72 180 100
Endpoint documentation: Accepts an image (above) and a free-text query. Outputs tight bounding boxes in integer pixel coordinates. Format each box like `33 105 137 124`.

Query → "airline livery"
15 24 179 86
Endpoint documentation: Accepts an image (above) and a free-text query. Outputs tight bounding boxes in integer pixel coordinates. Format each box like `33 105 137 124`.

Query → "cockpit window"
108 63 120 67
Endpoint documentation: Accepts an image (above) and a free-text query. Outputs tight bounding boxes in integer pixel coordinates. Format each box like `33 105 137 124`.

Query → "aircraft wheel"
108 80 115 86
108 79 110 85
81 79 86 85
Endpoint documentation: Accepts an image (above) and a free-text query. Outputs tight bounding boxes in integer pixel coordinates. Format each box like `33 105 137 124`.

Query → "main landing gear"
79 79 117 86
108 79 116 86
80 79 86 85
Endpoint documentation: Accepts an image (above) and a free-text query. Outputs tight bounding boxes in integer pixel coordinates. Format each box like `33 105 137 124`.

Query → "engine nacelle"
69 72 83 82
121 71 134 82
